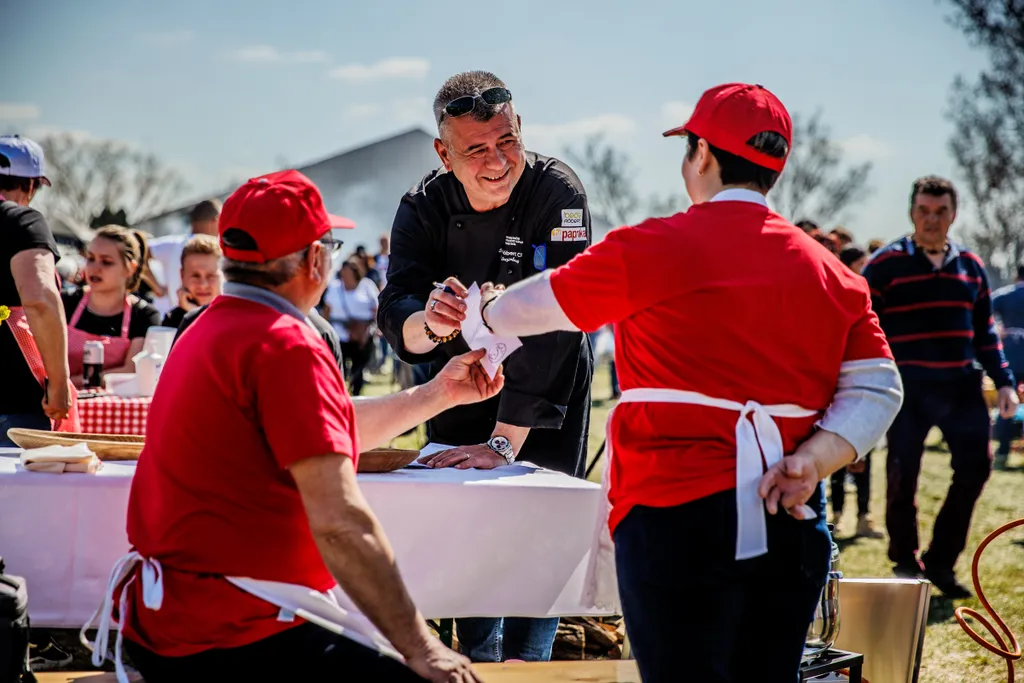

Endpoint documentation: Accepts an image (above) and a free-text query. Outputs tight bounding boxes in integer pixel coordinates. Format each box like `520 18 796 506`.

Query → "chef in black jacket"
378 71 593 664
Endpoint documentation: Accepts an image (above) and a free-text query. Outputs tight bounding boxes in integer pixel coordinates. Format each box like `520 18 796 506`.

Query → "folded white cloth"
20 444 102 474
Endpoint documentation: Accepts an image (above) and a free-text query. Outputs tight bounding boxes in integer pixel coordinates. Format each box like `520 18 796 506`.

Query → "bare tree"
33 133 187 227
770 111 873 225
647 192 690 217
945 0 1024 281
564 135 641 226
565 134 690 227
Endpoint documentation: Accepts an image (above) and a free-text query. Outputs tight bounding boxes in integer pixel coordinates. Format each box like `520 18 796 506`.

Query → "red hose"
954 518 1024 683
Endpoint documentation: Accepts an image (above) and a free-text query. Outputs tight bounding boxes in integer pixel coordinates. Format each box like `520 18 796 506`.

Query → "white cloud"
329 58 430 82
140 30 195 47
229 45 330 64
523 114 636 151
661 101 694 129
346 104 381 118
0 103 41 121
838 134 893 160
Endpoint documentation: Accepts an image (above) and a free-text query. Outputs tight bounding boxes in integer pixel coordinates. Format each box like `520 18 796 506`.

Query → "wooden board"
358 448 420 473
477 661 642 682
36 662 642 683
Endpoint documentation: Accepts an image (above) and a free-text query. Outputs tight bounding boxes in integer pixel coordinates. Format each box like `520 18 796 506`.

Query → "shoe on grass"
855 514 885 539
830 511 843 530
892 561 923 579
922 566 972 599
993 451 1009 471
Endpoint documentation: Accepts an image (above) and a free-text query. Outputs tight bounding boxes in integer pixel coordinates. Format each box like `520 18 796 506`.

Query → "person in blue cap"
0 135 74 443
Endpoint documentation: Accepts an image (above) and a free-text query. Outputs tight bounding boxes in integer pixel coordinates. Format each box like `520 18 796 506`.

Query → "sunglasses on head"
440 87 512 122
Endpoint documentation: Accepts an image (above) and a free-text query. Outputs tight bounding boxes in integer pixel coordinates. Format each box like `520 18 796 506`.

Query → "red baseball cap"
219 170 355 264
663 83 792 172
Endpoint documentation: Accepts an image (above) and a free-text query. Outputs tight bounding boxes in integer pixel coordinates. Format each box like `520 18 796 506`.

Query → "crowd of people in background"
793 219 887 539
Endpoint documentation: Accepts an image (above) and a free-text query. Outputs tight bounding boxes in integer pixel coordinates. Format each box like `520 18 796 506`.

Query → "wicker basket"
5 428 144 461
5 430 420 471
359 448 420 473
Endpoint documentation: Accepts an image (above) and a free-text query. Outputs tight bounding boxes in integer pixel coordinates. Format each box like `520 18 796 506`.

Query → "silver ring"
429 300 438 312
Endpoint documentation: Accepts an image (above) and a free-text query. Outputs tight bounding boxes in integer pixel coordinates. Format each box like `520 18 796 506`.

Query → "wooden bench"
35 661 642 683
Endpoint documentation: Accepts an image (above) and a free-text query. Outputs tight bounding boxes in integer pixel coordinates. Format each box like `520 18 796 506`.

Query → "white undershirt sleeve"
817 358 904 459
486 271 580 337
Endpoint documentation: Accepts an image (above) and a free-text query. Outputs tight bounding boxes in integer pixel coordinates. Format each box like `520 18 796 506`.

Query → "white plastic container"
133 340 165 397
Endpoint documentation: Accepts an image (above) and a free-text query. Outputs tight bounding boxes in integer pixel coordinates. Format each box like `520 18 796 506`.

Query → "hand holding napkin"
461 283 522 379
20 443 102 474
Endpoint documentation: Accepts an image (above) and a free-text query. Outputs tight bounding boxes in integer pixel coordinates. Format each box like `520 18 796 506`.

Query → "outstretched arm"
351 349 503 451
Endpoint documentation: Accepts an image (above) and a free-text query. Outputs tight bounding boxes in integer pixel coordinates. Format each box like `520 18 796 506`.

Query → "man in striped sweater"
863 176 1018 598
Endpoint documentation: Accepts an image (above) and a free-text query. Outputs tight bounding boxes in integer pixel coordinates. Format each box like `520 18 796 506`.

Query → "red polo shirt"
122 295 358 656
549 193 891 534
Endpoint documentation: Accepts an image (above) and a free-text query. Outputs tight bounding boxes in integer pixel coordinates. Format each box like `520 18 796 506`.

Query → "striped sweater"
862 235 1014 387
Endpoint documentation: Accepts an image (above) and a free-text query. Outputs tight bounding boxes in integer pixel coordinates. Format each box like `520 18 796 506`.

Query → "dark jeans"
829 451 871 516
993 411 1021 456
340 340 373 396
886 375 992 571
614 486 831 683
0 412 50 447
124 622 426 683
456 616 559 663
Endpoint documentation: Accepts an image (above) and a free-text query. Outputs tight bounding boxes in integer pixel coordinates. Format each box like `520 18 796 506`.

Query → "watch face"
491 436 510 451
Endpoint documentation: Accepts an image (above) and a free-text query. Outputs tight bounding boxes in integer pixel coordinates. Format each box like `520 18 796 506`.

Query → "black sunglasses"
440 87 512 122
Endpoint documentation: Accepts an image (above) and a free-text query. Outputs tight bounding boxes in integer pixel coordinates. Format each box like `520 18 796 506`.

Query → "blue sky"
3 0 987 242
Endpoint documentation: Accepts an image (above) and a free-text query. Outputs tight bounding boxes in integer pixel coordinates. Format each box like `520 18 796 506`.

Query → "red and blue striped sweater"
862 235 1014 388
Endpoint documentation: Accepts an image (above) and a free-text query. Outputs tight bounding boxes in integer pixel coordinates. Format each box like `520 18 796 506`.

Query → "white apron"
582 388 818 612
80 553 400 683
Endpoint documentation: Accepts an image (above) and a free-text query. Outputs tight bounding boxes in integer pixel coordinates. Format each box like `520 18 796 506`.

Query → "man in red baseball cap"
85 170 502 682
475 83 904 681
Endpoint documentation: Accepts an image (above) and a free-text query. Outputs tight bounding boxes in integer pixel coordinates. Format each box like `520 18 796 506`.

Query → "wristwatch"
486 435 515 465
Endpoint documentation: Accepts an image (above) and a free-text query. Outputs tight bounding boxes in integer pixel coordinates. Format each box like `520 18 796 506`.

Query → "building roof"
132 128 437 239
48 211 92 245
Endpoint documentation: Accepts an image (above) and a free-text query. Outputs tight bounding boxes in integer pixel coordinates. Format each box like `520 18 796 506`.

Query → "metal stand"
584 439 605 479
800 648 864 682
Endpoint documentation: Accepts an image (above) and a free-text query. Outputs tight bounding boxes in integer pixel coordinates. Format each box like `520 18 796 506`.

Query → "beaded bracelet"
424 321 460 344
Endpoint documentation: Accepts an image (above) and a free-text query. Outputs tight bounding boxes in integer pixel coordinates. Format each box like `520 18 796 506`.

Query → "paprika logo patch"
550 227 587 242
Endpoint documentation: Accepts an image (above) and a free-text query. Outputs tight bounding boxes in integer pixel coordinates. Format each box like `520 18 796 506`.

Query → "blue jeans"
614 486 830 683
0 412 50 447
456 617 560 663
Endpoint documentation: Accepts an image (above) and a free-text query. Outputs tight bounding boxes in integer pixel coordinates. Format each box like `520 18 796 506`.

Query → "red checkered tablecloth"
78 395 150 435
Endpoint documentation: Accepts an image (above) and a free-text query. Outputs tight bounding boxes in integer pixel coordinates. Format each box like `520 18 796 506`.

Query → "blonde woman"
62 226 161 386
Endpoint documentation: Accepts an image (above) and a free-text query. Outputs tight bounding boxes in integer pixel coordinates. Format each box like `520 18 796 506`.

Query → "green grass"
363 363 1024 682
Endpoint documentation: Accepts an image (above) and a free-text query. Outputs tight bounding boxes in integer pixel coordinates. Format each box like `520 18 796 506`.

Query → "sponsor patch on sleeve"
550 227 587 242
561 208 584 228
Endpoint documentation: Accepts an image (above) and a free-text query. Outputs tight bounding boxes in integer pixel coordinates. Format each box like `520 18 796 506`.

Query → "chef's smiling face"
84 236 135 294
434 105 526 213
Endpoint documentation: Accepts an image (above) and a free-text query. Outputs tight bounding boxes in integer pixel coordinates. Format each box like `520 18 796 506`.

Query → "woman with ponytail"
62 226 161 386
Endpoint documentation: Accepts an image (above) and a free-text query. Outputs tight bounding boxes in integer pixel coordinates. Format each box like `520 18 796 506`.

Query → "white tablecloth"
0 448 618 628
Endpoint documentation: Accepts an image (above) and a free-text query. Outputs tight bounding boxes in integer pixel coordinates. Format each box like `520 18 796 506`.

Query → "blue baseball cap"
0 135 51 186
